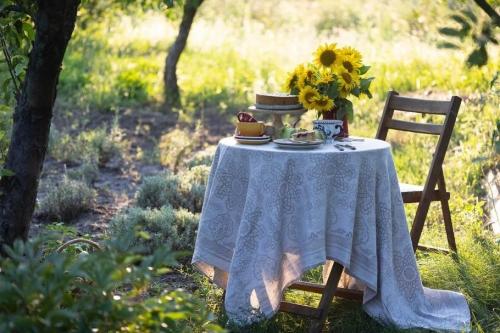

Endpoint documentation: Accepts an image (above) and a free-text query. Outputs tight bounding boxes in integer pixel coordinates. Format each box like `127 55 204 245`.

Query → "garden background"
0 0 498 332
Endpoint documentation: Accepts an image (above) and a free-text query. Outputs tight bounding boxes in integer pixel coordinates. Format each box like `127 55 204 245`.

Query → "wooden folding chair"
376 91 462 253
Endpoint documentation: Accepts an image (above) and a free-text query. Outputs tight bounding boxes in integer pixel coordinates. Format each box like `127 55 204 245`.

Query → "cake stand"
247 105 307 135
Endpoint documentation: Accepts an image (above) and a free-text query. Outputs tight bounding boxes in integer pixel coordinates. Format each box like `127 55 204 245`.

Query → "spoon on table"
334 144 345 151
339 144 356 150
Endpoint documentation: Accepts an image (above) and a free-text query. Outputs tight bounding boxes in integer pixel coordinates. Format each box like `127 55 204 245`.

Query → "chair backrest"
376 90 462 194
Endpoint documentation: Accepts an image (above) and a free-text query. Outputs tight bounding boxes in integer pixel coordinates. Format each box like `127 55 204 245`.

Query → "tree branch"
0 33 20 97
473 0 500 25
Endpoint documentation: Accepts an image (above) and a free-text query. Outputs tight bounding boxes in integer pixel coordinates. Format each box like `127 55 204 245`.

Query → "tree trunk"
164 0 204 109
0 0 80 248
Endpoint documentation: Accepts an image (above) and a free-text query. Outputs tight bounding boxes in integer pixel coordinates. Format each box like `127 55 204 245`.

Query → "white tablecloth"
192 137 470 331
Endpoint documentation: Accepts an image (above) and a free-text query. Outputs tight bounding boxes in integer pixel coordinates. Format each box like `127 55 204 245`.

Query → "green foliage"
39 222 80 253
115 60 161 104
108 205 200 253
38 178 96 222
66 161 100 185
0 104 12 164
178 48 256 117
178 165 210 213
0 1 36 104
136 165 210 213
173 208 200 251
49 124 127 166
185 145 216 169
158 127 204 172
136 172 182 209
438 6 498 67
0 234 223 333
418 226 500 331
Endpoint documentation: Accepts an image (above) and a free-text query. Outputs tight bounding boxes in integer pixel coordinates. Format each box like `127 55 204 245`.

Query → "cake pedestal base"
247 106 307 136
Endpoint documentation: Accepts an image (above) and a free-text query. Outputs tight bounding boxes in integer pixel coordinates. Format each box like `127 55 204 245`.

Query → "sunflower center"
320 50 336 66
341 72 352 84
343 61 354 72
316 98 328 106
305 92 316 103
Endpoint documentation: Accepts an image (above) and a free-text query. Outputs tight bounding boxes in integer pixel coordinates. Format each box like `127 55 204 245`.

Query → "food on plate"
291 130 317 142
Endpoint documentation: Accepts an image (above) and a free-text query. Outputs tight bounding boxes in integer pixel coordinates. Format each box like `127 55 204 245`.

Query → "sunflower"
316 71 335 85
339 47 362 73
298 85 320 109
284 71 299 92
313 43 342 70
297 65 318 88
337 68 360 91
312 95 334 112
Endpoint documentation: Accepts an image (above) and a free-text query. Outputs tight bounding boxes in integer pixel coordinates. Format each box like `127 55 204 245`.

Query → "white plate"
235 138 271 145
274 139 323 149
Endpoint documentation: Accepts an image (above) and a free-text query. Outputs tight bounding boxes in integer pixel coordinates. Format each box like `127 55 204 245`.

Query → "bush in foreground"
0 234 223 333
38 178 95 222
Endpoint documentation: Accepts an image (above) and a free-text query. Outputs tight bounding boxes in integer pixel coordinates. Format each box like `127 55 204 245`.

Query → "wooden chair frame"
280 261 363 333
376 90 461 253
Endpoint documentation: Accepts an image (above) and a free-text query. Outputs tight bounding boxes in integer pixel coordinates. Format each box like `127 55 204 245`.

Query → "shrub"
174 208 200 251
178 165 211 213
108 206 200 253
49 125 126 166
48 128 84 163
79 124 126 166
136 172 181 209
109 206 177 253
66 161 99 185
38 178 96 221
0 235 223 333
186 145 216 169
158 127 205 172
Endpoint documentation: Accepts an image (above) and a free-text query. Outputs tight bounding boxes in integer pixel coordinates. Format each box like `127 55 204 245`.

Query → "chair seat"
400 183 450 203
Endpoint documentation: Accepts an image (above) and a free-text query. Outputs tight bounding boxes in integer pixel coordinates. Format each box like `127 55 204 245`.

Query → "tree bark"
164 0 204 109
0 0 80 248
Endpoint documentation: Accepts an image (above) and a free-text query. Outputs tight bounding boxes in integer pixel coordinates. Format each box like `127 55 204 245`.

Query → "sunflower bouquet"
284 43 374 121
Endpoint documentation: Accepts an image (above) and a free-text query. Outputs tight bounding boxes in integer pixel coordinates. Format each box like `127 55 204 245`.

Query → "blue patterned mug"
313 119 343 143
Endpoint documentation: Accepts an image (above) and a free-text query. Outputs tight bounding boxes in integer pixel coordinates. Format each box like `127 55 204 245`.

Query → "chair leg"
441 198 457 253
436 170 457 253
410 199 432 253
308 262 344 333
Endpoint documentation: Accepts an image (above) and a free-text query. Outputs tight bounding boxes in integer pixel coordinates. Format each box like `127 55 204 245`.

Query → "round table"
192 137 470 331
